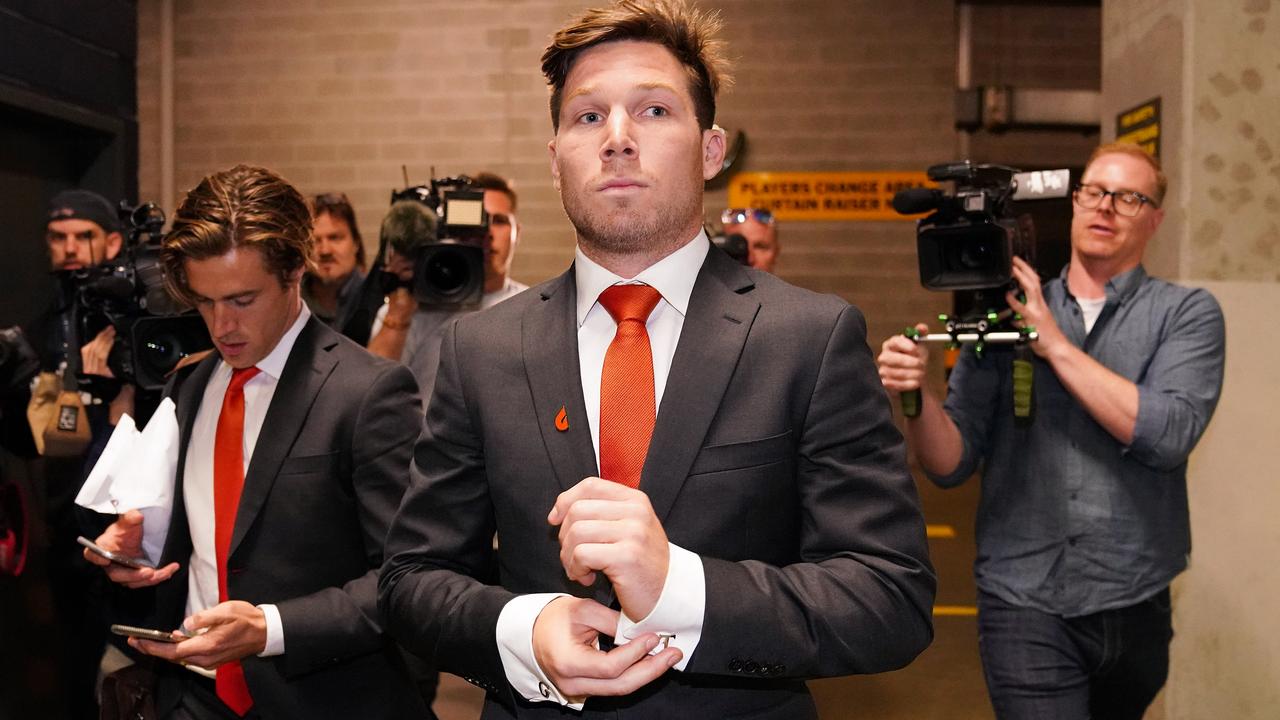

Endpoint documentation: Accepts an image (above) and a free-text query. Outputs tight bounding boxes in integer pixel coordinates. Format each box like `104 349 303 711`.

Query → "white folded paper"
75 397 180 565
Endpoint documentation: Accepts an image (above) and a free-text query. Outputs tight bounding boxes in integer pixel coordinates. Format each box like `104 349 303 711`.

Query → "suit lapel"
230 317 337 558
522 268 599 493
642 251 759 523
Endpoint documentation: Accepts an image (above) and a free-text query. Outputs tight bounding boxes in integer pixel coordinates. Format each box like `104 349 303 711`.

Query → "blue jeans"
977 588 1173 720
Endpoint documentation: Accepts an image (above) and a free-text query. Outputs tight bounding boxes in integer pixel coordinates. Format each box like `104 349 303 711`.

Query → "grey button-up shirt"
931 264 1225 616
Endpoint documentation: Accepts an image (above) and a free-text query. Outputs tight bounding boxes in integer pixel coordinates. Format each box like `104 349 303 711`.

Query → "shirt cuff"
613 542 705 671
495 593 583 710
257 603 285 657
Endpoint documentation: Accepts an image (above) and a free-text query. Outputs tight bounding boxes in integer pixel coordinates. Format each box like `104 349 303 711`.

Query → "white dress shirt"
495 233 711 708
182 305 311 658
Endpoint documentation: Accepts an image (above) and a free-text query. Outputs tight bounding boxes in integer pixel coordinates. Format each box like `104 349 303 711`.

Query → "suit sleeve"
271 362 421 678
689 304 936 678
379 321 517 698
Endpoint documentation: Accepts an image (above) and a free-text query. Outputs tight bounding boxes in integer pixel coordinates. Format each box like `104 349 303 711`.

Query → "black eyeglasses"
721 208 775 226
1073 184 1158 217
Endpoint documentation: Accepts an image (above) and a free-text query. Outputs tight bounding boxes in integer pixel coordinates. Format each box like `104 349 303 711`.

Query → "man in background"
25 189 131 718
722 207 779 272
368 171 528 400
877 143 1225 719
301 192 366 331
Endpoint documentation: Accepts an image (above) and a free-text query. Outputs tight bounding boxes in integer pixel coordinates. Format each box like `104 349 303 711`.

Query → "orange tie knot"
228 366 261 392
599 284 662 325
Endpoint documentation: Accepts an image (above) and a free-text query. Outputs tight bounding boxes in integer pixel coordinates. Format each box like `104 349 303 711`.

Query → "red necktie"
598 284 662 489
213 366 260 716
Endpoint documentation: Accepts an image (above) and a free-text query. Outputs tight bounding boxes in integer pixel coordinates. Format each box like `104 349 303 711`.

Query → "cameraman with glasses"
877 143 1225 720
722 207 779 272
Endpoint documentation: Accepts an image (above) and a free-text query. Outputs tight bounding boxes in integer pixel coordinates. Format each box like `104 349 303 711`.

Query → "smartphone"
77 535 155 569
110 624 185 643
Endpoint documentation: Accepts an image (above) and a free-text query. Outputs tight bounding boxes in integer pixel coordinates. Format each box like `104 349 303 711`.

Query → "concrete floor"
432 475 996 720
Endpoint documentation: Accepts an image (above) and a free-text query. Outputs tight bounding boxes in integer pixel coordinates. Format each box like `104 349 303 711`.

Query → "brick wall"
135 0 1098 379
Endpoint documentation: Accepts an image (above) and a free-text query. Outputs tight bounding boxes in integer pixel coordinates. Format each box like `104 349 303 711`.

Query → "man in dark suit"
379 2 936 717
86 165 428 719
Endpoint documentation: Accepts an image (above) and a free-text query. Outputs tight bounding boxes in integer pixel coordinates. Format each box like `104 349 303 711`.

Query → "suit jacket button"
728 658 743 672
744 660 759 674
539 681 551 698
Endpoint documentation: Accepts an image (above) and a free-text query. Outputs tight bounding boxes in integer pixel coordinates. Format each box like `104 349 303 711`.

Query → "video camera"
709 230 750 266
73 202 212 390
388 176 490 307
892 161 1071 293
891 161 1071 422
338 175 491 346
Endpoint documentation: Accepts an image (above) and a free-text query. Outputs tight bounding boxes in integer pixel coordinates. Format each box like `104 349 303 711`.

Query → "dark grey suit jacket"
136 317 428 718
380 249 935 718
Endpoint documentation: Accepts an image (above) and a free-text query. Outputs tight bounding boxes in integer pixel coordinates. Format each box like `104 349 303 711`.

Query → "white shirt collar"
574 230 710 327
221 302 311 380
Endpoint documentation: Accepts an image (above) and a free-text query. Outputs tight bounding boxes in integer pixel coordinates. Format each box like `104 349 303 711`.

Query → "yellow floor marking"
926 524 957 538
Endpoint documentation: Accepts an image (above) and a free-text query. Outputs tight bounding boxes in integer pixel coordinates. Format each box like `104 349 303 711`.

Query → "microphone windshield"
892 188 944 215
381 200 439 256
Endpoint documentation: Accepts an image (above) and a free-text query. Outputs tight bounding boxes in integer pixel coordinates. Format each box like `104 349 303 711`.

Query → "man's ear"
1149 206 1166 234
548 139 562 192
105 231 124 259
701 127 727 181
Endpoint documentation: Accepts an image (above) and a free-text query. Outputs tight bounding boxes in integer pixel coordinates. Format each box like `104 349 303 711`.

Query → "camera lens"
424 250 472 295
139 335 183 370
411 241 484 306
957 241 995 270
126 315 213 389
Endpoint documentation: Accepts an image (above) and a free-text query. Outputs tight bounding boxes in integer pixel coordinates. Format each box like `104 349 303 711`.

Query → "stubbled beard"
563 189 703 259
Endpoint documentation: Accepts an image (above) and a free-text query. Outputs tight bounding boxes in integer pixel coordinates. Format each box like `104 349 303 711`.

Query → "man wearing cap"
22 188 132 718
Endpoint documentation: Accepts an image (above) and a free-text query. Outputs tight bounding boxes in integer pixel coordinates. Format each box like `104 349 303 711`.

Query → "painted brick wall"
135 0 1100 387
135 0 958 356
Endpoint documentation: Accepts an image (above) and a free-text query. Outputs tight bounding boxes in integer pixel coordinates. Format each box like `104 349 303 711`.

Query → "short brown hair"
162 165 312 304
1086 142 1168 204
470 171 518 212
541 0 732 132
311 191 366 268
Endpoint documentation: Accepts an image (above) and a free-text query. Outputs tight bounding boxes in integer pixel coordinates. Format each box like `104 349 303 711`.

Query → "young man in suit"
86 165 428 719
379 2 936 717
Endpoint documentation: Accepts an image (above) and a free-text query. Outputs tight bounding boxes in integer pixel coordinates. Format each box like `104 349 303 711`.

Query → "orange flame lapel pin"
555 406 569 432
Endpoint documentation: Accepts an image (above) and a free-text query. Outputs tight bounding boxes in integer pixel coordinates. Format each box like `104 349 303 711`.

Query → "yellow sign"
1116 97 1160 159
727 171 934 221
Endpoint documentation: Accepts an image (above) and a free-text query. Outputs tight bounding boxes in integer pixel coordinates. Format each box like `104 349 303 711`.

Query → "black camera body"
709 231 750 266
894 161 1071 292
74 203 212 390
389 176 490 307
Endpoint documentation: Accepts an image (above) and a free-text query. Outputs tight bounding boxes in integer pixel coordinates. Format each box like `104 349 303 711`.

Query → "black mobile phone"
77 535 155 569
110 624 184 643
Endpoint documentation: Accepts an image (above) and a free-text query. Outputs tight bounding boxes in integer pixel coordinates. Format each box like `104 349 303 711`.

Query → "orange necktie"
598 284 662 489
213 366 260 716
